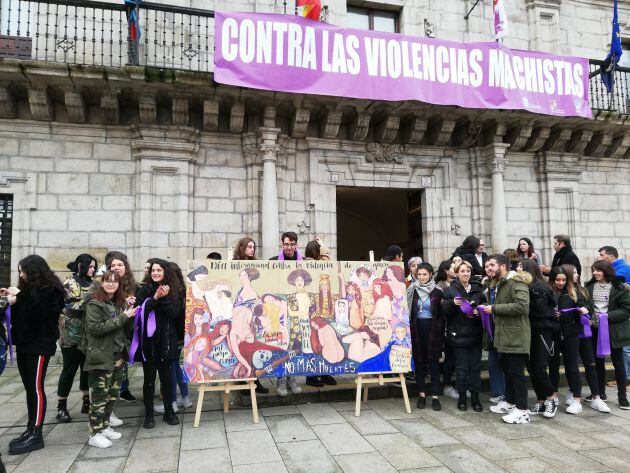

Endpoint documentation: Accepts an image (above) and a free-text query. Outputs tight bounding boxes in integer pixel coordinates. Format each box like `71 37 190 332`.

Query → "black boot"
457 392 468 411
163 402 180 426
9 426 44 455
0 452 6 473
81 394 90 414
143 404 155 429
9 422 33 447
471 392 483 412
56 399 72 423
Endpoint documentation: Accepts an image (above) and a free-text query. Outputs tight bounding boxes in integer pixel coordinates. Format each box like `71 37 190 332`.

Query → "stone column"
484 143 509 254
259 128 280 259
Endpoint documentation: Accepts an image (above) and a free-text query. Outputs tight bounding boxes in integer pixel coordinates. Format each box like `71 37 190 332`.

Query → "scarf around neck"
413 280 436 304
278 250 304 261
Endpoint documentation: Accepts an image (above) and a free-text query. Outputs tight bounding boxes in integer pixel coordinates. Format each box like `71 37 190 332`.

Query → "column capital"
482 143 509 175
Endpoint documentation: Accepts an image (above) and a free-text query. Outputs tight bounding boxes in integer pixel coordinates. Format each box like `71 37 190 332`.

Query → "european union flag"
601 0 623 93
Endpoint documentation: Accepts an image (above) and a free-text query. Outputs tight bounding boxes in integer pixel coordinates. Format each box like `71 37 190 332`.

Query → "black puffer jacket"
528 281 558 331
134 282 183 362
452 246 485 278
554 287 588 338
11 286 64 356
442 279 486 347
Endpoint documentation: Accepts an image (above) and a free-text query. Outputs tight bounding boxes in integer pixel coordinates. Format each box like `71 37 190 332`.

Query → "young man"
383 245 403 262
540 234 581 277
484 254 532 424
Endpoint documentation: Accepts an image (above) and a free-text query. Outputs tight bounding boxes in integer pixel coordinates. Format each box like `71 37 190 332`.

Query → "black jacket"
554 287 587 338
528 281 558 331
442 279 486 347
551 245 582 277
134 282 183 362
452 246 486 278
11 286 64 356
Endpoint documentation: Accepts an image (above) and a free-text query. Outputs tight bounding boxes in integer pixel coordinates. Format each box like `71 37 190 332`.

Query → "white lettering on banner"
219 17 587 99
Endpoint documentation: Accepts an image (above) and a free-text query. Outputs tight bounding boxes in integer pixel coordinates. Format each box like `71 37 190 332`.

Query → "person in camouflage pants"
89 356 125 434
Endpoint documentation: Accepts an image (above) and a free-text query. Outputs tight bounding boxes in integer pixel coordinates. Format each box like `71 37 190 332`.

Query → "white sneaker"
109 412 124 427
502 409 531 424
88 432 113 448
566 401 582 414
177 396 193 409
590 398 611 413
489 394 505 404
553 395 559 405
102 427 122 440
565 391 575 406
444 386 459 399
277 378 288 397
287 377 303 394
154 402 178 414
490 401 515 414
543 399 557 418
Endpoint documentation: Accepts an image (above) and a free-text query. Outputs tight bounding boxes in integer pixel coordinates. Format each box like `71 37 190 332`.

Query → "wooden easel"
355 371 412 416
193 378 259 427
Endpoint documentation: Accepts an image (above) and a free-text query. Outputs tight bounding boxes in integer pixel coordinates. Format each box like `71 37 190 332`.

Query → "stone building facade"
1 0 630 283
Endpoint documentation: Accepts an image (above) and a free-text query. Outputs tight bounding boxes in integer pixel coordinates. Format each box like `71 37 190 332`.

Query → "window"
0 195 12 287
347 6 398 33
619 42 630 69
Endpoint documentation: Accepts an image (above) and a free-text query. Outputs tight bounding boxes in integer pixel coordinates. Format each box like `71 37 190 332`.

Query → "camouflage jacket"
59 274 92 348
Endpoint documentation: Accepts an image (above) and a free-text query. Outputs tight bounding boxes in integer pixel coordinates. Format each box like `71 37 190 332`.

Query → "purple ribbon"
560 307 579 314
277 250 303 261
129 299 156 364
579 314 592 339
476 305 494 341
597 313 611 358
457 298 475 317
4 306 13 365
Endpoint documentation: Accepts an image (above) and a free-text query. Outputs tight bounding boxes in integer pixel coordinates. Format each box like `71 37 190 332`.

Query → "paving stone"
44 422 93 446
223 409 267 432
333 452 397 473
390 418 460 448
68 457 126 473
495 457 562 473
181 420 228 450
232 462 288 473
177 447 232 473
227 429 282 466
260 405 300 417
587 430 630 451
340 410 399 436
134 419 182 439
182 409 224 424
330 401 368 412
123 437 180 473
78 427 138 460
427 444 508 473
459 412 541 440
420 408 476 430
12 443 84 473
311 423 374 456
266 415 317 443
516 437 613 472
364 433 442 470
448 427 529 461
534 420 611 451
398 468 452 473
296 404 346 426
366 398 424 420
277 439 342 473
582 447 630 471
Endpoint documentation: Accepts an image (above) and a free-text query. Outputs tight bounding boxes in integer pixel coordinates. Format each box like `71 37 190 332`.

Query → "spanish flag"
297 0 322 21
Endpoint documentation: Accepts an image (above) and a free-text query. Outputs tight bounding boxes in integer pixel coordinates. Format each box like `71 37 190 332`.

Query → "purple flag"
215 12 592 118
597 313 611 358
129 300 156 364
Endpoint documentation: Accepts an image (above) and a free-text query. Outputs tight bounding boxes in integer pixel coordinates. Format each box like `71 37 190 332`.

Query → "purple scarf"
597 313 611 358
458 298 476 317
475 304 494 341
129 299 156 364
3 306 13 365
579 314 592 339
277 250 303 261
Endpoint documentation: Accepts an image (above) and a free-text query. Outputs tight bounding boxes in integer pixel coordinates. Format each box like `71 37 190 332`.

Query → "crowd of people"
0 232 628 470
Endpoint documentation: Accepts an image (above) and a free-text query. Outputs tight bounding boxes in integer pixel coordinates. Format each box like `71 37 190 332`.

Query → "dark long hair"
516 237 535 259
589 260 617 284
520 259 544 285
18 254 64 293
434 260 452 283
548 266 577 302
105 251 137 297
92 270 127 309
149 259 183 303
169 262 187 301
305 240 321 260
461 235 480 254
66 253 97 281
233 237 256 260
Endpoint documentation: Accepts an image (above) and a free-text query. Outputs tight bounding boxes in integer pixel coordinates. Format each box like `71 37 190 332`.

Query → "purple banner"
215 12 592 119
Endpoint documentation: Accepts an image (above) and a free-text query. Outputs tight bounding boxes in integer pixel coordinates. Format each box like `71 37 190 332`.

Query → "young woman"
434 260 456 291
520 259 558 418
56 253 97 423
135 259 184 428
442 261 485 412
586 260 630 410
8 255 64 455
452 236 484 278
562 264 609 413
408 262 444 411
434 259 457 398
84 271 136 449
304 240 321 260
516 237 539 263
548 266 587 414
233 237 256 260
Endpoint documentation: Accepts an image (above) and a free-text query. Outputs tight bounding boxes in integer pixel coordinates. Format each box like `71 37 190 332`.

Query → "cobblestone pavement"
1 364 630 473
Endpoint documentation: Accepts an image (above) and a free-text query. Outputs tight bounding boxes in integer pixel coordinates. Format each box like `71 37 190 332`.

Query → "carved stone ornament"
424 19 436 38
486 155 507 174
366 142 403 164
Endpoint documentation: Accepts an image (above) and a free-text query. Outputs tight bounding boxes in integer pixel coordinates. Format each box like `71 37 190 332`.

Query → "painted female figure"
310 316 345 364
286 269 317 353
382 265 407 325
369 278 394 347
342 326 381 363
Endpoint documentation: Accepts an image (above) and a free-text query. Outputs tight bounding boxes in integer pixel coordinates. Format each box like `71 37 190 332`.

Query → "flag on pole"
493 0 508 39
600 0 623 93
297 0 322 21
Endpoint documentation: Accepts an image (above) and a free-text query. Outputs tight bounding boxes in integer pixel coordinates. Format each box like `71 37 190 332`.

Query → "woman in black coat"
134 259 184 429
442 260 486 412
8 255 64 455
452 235 485 279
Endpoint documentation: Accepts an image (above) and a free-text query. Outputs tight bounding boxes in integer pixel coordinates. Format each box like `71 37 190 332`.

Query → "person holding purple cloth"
585 260 630 410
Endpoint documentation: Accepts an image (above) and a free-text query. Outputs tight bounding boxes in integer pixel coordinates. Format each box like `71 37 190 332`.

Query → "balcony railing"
1 0 630 117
